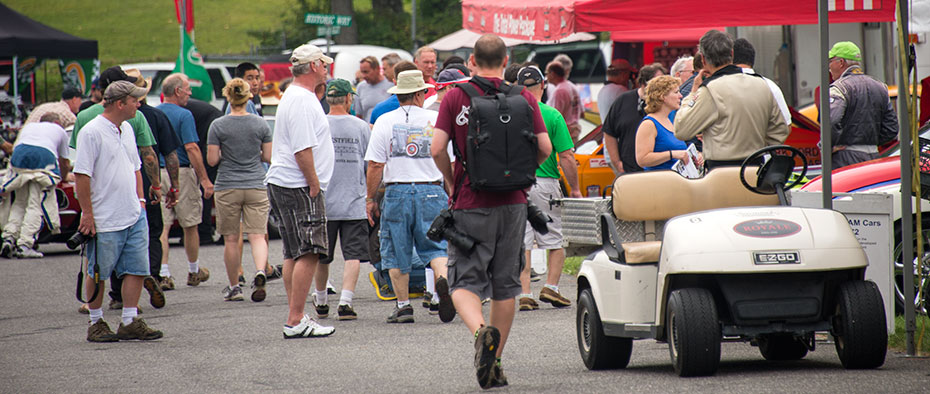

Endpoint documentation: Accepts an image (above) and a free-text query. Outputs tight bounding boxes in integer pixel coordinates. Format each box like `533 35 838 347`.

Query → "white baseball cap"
290 44 334 66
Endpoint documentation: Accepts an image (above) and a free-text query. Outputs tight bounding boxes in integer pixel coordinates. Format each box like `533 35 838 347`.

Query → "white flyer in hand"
671 144 702 179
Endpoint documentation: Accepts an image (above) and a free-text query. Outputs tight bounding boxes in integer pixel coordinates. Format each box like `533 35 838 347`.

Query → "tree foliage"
248 0 461 52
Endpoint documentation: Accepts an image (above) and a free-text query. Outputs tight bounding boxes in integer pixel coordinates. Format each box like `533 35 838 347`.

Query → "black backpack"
454 76 539 192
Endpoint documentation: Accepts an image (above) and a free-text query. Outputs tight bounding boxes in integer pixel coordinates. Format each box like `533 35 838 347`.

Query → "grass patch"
563 256 584 276
889 314 930 355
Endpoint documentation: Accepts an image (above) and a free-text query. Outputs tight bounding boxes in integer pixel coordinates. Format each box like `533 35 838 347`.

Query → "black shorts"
267 184 328 261
321 219 370 264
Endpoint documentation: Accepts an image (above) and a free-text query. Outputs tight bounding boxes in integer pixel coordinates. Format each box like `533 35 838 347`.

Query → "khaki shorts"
161 167 202 228
214 188 270 235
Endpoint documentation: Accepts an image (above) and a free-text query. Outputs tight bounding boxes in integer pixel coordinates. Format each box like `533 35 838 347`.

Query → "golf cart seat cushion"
621 241 661 263
612 167 778 221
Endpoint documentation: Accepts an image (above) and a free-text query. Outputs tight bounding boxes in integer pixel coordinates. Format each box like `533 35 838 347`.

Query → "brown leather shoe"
117 318 163 340
159 276 176 290
87 320 118 342
187 268 210 286
143 276 166 308
519 297 539 311
539 287 571 308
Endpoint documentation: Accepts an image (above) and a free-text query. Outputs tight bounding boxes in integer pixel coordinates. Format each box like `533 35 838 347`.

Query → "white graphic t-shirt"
365 105 447 183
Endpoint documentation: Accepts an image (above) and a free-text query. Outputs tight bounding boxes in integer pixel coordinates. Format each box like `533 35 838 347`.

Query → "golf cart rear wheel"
832 280 887 369
758 334 808 361
666 288 721 377
576 288 633 370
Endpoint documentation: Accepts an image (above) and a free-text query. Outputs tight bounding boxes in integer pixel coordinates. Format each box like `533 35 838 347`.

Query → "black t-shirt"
78 100 96 112
602 89 645 173
182 98 223 180
138 103 182 202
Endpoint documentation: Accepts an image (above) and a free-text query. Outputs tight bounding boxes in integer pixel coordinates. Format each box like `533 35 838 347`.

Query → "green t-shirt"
537 102 574 178
70 103 156 149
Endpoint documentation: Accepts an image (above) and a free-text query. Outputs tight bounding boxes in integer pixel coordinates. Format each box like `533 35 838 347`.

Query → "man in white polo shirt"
265 44 336 339
74 81 163 343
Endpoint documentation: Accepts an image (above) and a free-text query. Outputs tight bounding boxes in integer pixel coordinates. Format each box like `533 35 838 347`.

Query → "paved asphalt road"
1 240 928 393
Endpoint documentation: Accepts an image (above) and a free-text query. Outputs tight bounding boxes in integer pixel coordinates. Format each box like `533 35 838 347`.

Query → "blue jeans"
11 144 59 175
379 184 448 274
87 211 150 281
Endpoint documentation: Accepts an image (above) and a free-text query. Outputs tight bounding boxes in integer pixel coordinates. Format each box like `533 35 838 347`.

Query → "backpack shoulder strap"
457 82 483 99
505 84 524 97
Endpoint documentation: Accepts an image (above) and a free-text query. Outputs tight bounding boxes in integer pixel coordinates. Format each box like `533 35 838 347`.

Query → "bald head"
473 34 507 69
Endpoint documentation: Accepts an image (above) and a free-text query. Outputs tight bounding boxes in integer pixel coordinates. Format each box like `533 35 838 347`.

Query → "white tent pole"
818 0 832 209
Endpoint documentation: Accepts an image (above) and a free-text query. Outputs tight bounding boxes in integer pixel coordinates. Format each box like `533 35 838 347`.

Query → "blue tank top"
643 115 687 171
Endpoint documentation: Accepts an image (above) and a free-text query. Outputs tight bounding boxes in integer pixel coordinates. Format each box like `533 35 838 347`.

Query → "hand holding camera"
526 201 552 235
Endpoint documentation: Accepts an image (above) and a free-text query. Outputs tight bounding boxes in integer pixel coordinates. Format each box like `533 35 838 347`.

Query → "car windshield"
885 123 930 157
576 140 599 155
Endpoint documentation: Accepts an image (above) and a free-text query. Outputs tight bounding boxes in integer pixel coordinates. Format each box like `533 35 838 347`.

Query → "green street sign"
304 13 352 27
317 26 341 37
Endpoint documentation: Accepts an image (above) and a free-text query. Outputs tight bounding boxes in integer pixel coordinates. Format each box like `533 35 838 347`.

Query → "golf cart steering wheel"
739 145 808 195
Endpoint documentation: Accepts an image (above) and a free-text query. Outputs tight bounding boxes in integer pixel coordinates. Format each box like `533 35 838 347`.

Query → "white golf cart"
575 146 888 376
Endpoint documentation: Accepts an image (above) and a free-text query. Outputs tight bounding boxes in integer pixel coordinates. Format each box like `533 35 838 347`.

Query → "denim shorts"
379 183 448 274
87 211 150 281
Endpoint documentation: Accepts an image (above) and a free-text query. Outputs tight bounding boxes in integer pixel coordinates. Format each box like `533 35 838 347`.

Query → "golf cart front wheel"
576 288 633 370
832 280 887 369
666 288 721 377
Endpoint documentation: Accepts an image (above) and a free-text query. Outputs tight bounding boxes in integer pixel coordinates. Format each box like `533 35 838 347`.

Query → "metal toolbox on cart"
561 197 659 247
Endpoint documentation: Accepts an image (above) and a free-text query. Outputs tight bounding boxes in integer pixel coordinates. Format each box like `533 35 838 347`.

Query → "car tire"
758 334 808 361
667 288 720 377
576 288 633 370
832 280 887 369
892 218 930 315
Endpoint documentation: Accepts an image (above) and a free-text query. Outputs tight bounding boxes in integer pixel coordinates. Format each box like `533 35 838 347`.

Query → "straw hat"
386 70 434 94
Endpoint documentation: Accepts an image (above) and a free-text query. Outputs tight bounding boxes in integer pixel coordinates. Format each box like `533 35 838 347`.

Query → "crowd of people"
0 28 899 390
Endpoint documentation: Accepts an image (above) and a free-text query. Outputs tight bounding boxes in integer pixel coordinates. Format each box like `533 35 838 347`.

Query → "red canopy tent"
462 0 896 41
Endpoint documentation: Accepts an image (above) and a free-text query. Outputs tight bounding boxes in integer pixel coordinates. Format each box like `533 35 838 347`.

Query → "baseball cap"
290 44 334 66
326 78 355 97
443 63 471 78
516 65 545 87
98 66 137 91
103 80 147 102
61 86 83 100
828 41 861 61
435 68 469 88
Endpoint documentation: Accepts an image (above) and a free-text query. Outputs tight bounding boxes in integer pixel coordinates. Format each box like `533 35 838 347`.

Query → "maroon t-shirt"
435 77 547 209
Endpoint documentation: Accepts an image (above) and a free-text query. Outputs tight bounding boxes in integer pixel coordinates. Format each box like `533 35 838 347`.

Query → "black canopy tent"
0 2 97 118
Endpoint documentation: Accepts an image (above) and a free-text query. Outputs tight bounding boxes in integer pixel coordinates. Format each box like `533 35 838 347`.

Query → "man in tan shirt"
675 30 788 170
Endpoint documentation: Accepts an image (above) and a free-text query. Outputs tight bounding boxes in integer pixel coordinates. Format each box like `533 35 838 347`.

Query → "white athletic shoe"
282 314 335 339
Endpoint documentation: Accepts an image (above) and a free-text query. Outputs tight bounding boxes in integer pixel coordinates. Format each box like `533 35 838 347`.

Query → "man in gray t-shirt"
314 79 372 320
356 56 394 123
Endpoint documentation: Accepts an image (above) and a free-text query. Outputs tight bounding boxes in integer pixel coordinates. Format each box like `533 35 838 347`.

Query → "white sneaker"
282 314 335 339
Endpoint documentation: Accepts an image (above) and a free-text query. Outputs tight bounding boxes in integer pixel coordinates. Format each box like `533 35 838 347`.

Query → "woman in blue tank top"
634 75 699 171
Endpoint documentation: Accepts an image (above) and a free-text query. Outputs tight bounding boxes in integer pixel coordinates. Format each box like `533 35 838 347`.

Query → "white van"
280 39 413 82
119 62 236 108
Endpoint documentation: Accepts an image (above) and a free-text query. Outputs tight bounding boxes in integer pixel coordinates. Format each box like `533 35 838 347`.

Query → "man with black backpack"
431 33 552 390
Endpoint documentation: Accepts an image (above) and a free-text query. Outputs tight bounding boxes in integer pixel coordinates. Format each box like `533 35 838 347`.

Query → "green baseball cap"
828 41 861 61
326 78 355 97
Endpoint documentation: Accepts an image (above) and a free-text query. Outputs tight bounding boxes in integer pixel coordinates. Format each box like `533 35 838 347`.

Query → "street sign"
304 13 352 27
317 26 341 37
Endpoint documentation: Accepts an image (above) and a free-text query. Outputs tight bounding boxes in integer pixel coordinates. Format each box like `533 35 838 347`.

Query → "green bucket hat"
326 78 355 97
828 41 861 61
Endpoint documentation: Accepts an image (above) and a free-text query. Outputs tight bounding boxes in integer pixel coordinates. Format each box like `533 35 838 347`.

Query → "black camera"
526 201 551 235
427 209 477 256
67 231 93 250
